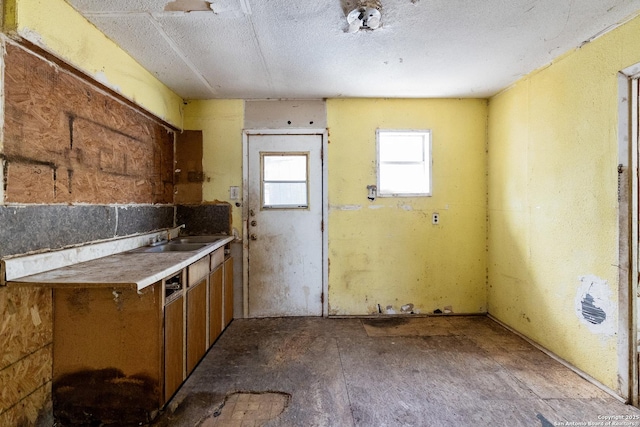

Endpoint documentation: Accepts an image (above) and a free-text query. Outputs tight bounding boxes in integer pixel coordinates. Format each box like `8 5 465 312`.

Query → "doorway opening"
618 66 640 406
242 130 328 318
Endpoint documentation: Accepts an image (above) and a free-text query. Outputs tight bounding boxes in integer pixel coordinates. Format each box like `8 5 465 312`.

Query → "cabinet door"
209 265 223 344
223 257 234 327
186 278 207 373
164 295 184 403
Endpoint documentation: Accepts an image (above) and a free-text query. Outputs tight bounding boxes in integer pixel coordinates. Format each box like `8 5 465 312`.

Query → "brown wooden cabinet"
224 256 234 327
53 284 165 425
164 293 184 402
209 264 223 344
51 248 233 425
186 278 207 373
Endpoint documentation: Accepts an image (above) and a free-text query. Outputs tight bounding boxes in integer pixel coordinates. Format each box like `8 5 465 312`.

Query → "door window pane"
262 154 308 208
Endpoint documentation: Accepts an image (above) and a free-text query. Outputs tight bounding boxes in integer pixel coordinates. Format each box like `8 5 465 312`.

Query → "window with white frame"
261 153 309 208
377 130 432 197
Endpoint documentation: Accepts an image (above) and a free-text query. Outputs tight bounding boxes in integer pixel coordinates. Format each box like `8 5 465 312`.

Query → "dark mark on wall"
53 168 57 198
581 293 606 325
67 113 75 149
2 157 7 193
53 368 158 425
71 114 144 143
1 154 58 170
67 169 73 194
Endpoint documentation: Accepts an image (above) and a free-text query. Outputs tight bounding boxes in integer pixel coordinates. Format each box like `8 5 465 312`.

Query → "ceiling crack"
145 13 217 97
239 0 274 95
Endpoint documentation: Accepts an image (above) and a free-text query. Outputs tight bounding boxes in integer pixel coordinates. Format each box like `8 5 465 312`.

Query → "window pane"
380 163 429 194
377 130 431 196
264 182 308 207
379 134 425 162
264 155 307 181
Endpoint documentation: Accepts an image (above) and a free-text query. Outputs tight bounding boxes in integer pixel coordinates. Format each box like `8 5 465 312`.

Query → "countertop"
7 235 234 291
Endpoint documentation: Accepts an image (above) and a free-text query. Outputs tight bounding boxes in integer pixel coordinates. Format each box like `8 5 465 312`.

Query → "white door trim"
617 65 640 405
242 128 329 318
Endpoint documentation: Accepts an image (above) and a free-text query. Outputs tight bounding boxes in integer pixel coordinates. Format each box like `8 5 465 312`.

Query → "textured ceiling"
65 0 640 100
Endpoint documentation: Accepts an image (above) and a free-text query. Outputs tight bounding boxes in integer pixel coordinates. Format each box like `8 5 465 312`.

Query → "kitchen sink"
171 236 226 244
131 243 208 253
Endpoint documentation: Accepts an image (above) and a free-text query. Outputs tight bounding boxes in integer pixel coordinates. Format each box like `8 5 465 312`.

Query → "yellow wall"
9 0 183 127
327 98 488 315
183 100 244 232
487 13 640 391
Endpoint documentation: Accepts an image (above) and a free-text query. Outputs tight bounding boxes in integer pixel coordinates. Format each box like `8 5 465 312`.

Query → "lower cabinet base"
53 368 160 425
51 254 234 425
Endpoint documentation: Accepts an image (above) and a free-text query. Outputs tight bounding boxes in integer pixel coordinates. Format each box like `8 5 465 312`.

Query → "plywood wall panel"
0 381 51 426
0 287 52 370
4 162 56 203
175 130 203 204
0 286 53 425
2 42 174 205
0 345 52 413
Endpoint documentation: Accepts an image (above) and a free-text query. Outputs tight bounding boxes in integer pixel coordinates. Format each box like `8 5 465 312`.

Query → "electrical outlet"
432 213 439 225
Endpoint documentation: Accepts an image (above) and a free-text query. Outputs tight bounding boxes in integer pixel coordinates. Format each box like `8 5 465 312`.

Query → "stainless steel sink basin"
131 243 208 253
171 236 226 244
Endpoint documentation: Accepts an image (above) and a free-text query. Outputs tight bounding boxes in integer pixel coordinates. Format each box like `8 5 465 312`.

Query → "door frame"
242 129 329 318
618 64 640 405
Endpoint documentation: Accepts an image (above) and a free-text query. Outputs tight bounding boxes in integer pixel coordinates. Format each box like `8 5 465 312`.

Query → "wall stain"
53 368 159 426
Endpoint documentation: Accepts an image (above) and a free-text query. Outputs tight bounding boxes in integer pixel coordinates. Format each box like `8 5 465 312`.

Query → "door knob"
250 234 257 240
251 220 257 226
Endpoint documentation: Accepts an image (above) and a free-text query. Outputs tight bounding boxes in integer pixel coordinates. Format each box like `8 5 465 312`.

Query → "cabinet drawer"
188 257 209 287
210 248 224 271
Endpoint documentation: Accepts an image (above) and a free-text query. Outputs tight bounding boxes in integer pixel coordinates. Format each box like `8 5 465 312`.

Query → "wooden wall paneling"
174 130 203 204
2 42 175 205
0 287 52 369
0 381 51 426
0 345 52 413
0 286 53 424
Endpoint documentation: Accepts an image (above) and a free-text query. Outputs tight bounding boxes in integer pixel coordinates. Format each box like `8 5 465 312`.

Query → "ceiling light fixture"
346 0 382 33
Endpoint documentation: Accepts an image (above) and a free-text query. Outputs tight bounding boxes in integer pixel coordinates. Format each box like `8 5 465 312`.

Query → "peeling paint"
93 71 122 94
330 204 362 211
574 275 615 336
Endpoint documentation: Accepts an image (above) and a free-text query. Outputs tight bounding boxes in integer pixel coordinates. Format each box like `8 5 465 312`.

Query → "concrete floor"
153 316 640 427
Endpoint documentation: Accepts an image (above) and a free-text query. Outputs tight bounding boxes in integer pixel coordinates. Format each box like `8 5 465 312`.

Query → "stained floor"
153 316 640 427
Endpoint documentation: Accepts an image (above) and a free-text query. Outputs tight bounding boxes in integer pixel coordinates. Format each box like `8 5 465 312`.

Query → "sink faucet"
150 236 168 246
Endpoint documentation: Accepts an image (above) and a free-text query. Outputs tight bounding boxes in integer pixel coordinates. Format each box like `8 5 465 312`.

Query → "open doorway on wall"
618 67 640 407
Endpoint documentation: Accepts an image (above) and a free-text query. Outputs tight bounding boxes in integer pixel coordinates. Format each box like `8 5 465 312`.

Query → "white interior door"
247 134 323 317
